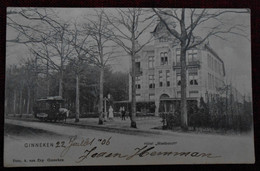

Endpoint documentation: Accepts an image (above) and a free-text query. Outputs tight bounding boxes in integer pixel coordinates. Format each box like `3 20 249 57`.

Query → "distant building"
129 20 226 115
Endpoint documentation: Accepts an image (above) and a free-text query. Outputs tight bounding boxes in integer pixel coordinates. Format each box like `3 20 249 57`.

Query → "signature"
76 145 221 163
58 136 221 163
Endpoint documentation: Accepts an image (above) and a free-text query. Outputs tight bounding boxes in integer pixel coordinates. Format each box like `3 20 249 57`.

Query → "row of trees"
6 8 249 129
5 63 128 117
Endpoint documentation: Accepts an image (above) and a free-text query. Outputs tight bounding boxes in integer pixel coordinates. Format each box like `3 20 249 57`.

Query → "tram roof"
36 96 64 102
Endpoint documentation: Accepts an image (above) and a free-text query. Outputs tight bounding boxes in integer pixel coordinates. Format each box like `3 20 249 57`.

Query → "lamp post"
104 93 110 121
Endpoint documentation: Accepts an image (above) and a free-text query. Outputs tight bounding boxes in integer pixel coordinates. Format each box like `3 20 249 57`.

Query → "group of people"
105 106 128 121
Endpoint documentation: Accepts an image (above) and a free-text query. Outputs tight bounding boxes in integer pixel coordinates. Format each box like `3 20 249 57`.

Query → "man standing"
122 106 126 120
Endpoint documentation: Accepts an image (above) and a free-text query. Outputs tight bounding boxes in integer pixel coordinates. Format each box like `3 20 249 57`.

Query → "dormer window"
160 52 168 65
176 49 180 64
159 37 168 42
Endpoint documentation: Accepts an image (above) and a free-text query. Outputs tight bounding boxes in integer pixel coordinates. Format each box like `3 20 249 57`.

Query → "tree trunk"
13 91 16 114
47 79 50 97
75 74 80 122
59 70 63 97
27 86 30 114
130 37 137 128
46 59 49 96
19 89 22 115
180 45 188 130
98 67 104 125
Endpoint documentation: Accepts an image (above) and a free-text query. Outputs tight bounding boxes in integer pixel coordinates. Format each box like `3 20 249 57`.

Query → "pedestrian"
119 107 123 120
108 106 114 120
122 106 126 120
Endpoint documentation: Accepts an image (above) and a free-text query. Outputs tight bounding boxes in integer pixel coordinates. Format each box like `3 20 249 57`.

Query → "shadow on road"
4 123 64 138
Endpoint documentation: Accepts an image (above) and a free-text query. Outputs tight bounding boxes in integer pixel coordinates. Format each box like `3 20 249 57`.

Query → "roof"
142 45 155 52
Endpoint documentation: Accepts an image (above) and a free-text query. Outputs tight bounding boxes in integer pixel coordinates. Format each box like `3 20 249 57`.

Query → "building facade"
130 21 226 115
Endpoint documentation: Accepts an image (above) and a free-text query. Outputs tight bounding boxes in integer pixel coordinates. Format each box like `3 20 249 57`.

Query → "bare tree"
7 8 75 98
28 23 75 98
20 56 39 114
68 21 93 122
105 8 154 128
83 9 117 125
153 8 249 130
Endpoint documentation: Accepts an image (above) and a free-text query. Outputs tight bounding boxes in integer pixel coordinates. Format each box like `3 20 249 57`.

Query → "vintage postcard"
4 8 254 167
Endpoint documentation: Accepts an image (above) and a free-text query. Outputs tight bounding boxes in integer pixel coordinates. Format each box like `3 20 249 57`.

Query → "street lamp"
104 93 110 121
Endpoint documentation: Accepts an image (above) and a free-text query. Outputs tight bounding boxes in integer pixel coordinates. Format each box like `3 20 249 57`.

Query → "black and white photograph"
4 8 254 166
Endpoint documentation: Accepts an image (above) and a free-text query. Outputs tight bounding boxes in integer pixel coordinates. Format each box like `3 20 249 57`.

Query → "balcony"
173 61 200 70
188 61 200 66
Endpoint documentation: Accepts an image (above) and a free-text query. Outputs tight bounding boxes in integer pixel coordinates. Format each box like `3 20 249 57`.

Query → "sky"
6 8 252 97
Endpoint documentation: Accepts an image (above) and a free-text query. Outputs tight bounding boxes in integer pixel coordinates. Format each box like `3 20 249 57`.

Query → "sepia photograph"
4 8 254 167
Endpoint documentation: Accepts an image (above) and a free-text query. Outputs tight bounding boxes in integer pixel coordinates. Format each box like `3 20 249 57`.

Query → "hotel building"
129 21 226 115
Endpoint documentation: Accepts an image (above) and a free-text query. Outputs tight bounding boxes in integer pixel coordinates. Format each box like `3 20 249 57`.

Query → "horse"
58 108 70 122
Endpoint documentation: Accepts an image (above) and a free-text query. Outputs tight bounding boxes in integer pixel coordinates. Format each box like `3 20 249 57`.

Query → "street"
4 119 255 166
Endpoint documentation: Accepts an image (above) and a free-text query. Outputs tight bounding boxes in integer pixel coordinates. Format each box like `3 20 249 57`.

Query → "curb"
5 117 164 136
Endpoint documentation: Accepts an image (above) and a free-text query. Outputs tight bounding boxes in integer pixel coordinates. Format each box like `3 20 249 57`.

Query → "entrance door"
159 94 170 112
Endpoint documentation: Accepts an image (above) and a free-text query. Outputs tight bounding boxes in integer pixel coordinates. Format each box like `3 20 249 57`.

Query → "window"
211 57 214 70
159 70 163 87
161 53 164 65
212 76 215 88
177 91 181 98
207 54 210 68
214 60 217 72
176 49 180 64
149 94 155 100
136 76 141 89
149 75 155 89
208 73 210 88
135 62 141 73
166 70 170 87
136 94 141 100
208 73 215 89
148 56 155 69
216 78 219 88
209 74 214 89
187 49 198 63
208 55 214 70
177 74 181 86
189 72 198 85
159 37 168 42
160 52 168 65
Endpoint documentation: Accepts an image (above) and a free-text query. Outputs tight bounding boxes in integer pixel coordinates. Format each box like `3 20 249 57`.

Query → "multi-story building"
129 21 226 115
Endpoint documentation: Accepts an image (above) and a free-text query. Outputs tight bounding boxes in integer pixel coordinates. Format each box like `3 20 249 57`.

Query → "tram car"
33 96 70 122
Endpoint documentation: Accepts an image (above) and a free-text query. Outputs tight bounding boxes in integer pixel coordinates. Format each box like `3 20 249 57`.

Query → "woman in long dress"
108 106 114 120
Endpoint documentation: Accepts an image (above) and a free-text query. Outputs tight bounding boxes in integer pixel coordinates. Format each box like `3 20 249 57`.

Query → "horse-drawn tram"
33 96 69 122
